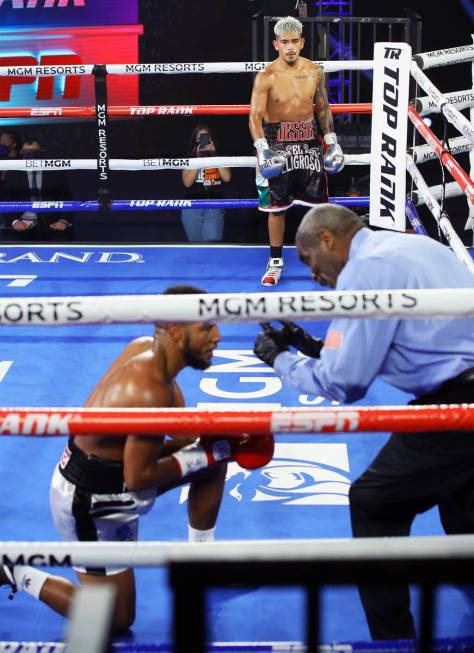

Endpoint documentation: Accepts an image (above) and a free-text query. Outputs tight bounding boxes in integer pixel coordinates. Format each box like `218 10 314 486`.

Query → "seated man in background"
3 135 73 242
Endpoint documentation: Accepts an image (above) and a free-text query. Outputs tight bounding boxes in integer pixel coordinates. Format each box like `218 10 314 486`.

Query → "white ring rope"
1 44 473 79
413 44 474 70
415 89 474 116
0 154 369 172
0 157 254 172
1 289 474 326
409 137 472 164
410 61 474 145
406 154 474 273
0 146 468 172
0 60 374 78
413 181 464 204
0 45 474 77
1 535 473 569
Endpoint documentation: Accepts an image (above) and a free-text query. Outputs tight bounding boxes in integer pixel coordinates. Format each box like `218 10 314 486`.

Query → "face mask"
0 144 9 158
22 152 41 159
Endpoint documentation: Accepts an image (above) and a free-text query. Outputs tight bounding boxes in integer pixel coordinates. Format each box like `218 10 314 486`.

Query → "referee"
253 203 474 640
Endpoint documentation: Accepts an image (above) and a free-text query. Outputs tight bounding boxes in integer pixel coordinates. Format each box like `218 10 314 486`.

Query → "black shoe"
0 564 17 599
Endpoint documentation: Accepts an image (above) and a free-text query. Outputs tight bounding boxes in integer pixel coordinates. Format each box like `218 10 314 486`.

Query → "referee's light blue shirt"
274 228 474 403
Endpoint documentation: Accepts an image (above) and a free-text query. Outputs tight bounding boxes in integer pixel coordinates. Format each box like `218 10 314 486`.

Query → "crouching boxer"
1 284 274 632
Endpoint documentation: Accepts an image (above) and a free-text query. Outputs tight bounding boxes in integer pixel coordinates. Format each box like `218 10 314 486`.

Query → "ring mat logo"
180 443 350 506
0 275 37 287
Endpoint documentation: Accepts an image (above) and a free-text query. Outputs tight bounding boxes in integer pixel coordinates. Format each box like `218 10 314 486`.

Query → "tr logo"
384 47 401 59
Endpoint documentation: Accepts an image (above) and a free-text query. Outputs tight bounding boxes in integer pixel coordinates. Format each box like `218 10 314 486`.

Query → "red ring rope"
0 405 472 436
0 103 373 119
408 105 474 203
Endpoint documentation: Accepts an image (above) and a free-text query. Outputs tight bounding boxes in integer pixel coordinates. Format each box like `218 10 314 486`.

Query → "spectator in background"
181 124 231 242
345 175 370 224
3 135 74 242
0 129 21 194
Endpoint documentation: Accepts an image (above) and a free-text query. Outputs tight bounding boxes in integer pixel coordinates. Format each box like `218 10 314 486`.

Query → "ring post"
92 64 112 211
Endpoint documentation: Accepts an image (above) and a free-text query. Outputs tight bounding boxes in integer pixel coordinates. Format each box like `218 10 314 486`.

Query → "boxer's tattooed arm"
314 68 334 135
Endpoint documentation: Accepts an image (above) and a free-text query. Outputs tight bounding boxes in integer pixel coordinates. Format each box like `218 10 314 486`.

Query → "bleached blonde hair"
274 16 303 37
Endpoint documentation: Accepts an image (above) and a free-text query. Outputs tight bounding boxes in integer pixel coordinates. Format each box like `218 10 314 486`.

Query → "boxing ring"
0 246 473 652
0 38 474 653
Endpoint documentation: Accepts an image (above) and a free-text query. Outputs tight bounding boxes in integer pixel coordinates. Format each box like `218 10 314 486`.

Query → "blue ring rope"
0 197 370 213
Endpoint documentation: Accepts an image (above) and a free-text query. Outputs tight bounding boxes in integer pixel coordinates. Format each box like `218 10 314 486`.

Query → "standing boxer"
249 15 344 286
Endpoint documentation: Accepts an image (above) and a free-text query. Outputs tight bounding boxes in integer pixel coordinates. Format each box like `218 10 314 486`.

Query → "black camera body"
199 133 210 149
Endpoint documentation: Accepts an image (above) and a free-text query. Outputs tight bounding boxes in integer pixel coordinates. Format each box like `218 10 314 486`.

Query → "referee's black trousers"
349 369 474 640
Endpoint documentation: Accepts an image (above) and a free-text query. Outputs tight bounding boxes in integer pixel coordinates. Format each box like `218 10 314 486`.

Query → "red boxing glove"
233 434 275 470
172 437 231 477
172 434 275 477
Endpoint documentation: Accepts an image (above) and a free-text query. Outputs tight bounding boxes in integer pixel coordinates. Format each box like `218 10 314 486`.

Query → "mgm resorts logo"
1 553 71 567
180 443 350 506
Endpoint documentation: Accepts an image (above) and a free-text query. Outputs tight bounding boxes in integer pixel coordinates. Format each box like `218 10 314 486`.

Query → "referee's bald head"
296 204 365 249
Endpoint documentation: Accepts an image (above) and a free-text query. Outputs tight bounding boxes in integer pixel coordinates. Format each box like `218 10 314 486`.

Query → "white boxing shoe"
261 257 284 286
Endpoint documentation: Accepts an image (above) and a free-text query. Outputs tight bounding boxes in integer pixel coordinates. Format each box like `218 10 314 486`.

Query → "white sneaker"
261 257 284 286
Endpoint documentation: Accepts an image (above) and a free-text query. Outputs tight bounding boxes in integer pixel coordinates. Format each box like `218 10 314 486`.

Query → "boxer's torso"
263 57 320 123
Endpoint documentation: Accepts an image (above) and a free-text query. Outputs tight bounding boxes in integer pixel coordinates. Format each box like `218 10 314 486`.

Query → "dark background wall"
9 0 474 243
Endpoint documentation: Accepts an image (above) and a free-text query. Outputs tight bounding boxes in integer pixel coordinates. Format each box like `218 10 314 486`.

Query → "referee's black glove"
253 322 289 367
279 321 324 359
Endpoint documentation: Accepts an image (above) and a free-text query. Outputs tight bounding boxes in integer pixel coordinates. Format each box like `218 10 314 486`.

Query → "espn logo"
0 54 82 101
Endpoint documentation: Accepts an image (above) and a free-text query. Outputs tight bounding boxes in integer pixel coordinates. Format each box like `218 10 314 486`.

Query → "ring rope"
2 139 460 171
0 60 374 78
0 184 466 212
0 156 253 172
412 44 474 70
1 43 473 79
0 405 473 437
408 106 474 203
413 181 464 205
414 89 474 116
0 197 370 213
0 103 373 119
1 289 474 325
0 139 455 176
0 535 473 568
0 153 370 172
405 198 428 236
408 136 472 163
410 61 474 144
406 154 474 272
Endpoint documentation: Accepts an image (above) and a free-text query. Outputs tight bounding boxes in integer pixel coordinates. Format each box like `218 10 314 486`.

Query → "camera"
199 133 210 149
